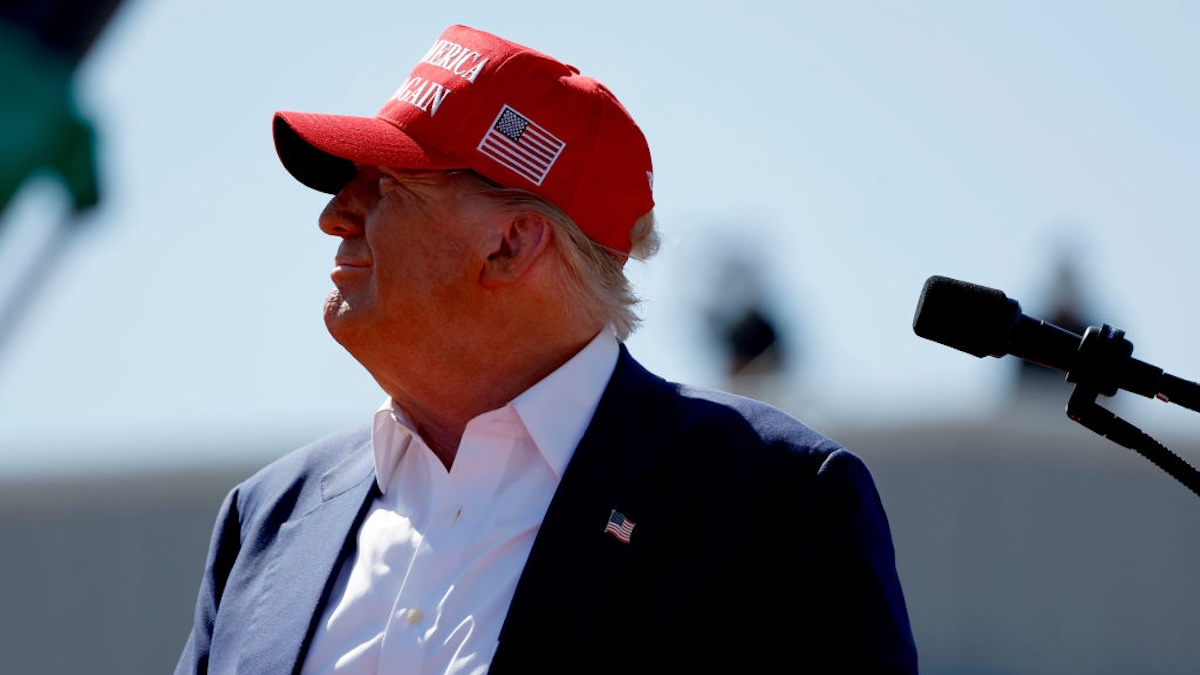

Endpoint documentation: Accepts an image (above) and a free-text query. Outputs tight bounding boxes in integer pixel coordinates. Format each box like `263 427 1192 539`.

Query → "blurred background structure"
704 239 797 409
3 1 1200 673
0 0 120 353
4 406 1199 675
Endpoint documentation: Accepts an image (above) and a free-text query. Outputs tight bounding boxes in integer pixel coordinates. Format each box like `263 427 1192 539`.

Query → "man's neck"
383 326 603 470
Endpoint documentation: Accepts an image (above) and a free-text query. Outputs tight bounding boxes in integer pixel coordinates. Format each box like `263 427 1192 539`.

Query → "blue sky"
3 0 1199 475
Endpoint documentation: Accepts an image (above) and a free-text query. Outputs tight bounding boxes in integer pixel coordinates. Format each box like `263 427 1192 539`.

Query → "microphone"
914 275 1200 498
912 275 1167 400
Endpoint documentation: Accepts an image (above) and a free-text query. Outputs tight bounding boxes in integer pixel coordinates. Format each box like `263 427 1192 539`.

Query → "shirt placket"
374 422 513 674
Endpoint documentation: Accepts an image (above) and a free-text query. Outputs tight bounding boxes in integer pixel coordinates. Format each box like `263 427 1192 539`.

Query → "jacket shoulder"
234 425 373 522
667 382 856 483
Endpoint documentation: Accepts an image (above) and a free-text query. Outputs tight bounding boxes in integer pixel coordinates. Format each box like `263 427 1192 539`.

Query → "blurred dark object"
0 0 126 357
723 306 782 375
0 0 126 216
706 250 788 378
1 0 126 63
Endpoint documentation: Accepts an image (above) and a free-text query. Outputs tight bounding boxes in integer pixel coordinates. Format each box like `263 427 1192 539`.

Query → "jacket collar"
237 438 377 675
492 345 679 667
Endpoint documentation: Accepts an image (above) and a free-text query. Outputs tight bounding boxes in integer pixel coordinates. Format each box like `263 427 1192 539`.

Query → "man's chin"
323 292 364 344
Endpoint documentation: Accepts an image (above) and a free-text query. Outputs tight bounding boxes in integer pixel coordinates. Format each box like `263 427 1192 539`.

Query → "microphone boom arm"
1066 386 1200 499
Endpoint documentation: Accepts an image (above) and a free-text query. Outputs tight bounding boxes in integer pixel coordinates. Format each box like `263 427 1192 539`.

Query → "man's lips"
331 259 371 281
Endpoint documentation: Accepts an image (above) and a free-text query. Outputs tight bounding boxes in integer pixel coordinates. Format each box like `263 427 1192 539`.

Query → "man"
176 24 918 674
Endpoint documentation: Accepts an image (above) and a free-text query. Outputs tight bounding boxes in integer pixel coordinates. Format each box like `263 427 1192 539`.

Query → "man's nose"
318 177 370 237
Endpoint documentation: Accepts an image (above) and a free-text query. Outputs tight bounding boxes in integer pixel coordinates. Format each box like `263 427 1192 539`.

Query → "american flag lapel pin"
603 509 636 544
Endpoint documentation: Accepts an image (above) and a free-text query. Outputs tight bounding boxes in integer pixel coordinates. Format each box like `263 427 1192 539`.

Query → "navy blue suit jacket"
176 347 918 673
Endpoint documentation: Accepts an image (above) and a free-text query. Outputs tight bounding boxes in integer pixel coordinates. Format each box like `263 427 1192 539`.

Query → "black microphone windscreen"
912 275 1020 358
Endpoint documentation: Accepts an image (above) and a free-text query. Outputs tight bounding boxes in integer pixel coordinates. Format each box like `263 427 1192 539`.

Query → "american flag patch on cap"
477 105 565 185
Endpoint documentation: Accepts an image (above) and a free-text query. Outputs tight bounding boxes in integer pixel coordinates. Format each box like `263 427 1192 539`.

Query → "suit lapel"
238 443 377 675
493 347 679 668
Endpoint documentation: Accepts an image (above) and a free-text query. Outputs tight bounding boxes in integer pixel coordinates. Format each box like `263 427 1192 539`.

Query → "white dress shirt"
300 330 619 674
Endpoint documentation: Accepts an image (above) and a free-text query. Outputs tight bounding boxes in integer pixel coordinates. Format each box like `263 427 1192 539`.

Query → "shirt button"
405 608 423 625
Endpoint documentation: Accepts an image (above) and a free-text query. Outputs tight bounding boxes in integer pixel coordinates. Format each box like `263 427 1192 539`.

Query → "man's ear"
480 215 552 288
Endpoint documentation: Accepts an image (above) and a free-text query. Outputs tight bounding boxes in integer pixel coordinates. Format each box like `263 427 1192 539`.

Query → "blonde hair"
453 171 660 341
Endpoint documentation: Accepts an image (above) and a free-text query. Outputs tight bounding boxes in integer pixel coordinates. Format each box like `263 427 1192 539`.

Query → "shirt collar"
510 328 619 479
371 329 620 490
372 401 416 494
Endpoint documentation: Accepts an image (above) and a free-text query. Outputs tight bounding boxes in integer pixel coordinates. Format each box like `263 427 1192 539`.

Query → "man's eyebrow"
376 167 452 184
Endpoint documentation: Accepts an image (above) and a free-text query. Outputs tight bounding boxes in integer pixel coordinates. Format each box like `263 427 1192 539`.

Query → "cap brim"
273 111 464 194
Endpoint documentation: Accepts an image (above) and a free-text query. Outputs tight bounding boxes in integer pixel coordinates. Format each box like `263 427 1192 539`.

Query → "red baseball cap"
273 24 654 255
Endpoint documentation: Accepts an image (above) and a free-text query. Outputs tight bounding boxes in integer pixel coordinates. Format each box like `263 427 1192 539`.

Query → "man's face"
318 167 496 372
